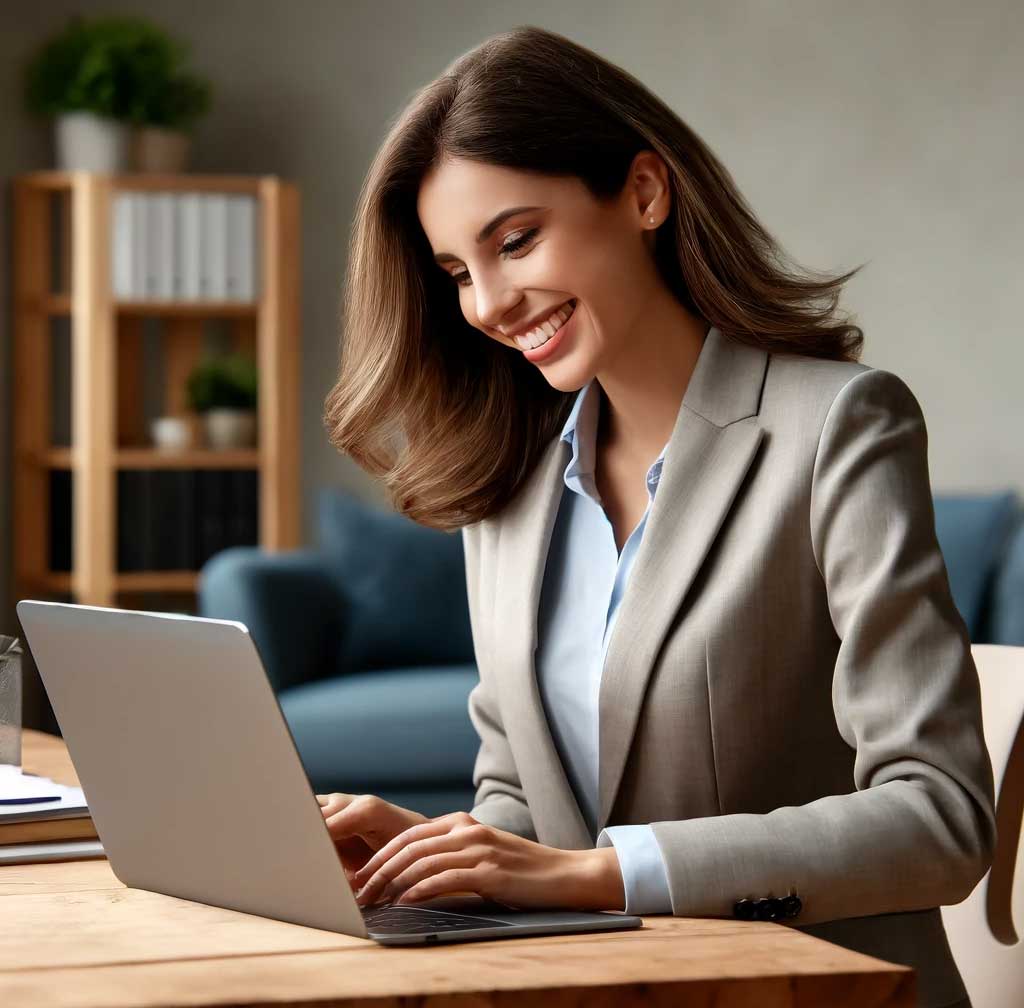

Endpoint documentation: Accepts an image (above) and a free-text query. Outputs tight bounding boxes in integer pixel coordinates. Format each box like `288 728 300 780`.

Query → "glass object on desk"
0 635 23 772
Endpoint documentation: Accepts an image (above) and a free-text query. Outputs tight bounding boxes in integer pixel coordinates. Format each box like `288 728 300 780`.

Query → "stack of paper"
0 766 105 865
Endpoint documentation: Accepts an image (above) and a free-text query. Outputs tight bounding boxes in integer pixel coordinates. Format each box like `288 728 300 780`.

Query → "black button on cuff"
732 898 757 921
734 894 802 922
781 895 802 919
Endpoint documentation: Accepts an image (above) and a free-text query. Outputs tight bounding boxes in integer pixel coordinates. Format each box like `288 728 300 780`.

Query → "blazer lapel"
490 327 769 849
596 328 768 832
491 433 594 851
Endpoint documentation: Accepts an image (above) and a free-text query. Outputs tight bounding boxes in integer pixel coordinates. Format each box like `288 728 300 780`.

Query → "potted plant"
129 70 211 173
186 353 259 450
123 35 211 173
23 14 212 173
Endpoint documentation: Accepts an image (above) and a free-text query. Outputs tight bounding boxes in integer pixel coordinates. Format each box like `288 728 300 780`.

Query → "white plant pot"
130 125 191 174
150 416 195 452
54 112 129 172
204 409 257 450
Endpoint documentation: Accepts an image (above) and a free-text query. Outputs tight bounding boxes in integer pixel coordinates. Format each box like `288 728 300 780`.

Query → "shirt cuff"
596 824 673 915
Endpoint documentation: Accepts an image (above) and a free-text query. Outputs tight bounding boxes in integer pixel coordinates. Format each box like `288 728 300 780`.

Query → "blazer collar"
490 325 769 849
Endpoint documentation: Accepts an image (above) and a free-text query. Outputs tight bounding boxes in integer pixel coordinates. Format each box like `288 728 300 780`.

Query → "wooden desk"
1 729 916 1007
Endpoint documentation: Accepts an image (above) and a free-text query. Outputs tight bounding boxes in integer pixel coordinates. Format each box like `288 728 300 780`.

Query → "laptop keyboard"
362 904 514 934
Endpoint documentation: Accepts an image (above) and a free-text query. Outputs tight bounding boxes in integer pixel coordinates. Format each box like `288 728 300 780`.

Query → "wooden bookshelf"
12 171 302 608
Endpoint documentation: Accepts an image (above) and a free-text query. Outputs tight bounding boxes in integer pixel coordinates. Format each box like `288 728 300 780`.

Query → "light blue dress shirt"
535 376 674 915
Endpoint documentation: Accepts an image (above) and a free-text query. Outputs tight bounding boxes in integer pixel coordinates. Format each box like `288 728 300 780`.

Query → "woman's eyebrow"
433 205 548 264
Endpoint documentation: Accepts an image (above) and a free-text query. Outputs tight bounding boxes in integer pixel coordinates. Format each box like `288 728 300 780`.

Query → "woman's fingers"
316 792 353 818
373 854 482 907
324 794 396 846
313 793 378 873
350 815 473 885
396 866 489 905
356 831 484 906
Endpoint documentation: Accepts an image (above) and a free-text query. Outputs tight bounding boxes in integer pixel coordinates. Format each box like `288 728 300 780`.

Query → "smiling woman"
322 24 863 529
319 26 994 1008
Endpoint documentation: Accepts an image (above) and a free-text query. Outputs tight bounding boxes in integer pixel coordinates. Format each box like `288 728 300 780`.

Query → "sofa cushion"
317 490 474 676
363 787 477 821
989 517 1024 646
932 492 1019 641
279 664 480 789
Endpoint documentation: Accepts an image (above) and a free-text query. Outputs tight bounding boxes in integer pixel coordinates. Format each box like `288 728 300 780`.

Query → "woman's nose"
474 277 520 331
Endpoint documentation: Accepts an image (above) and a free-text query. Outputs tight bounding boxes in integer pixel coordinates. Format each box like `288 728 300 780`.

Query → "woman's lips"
521 300 577 363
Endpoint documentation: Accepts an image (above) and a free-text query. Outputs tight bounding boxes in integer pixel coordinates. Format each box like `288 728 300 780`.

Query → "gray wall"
2 1 1022 728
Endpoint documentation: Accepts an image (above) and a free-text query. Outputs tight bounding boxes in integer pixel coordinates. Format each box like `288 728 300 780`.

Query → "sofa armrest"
198 547 350 693
990 516 1024 646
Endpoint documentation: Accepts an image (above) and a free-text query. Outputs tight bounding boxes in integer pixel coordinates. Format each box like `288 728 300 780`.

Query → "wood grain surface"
0 729 916 1007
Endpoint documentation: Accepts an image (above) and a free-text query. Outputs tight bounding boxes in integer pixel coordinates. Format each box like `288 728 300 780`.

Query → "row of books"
49 468 260 572
112 191 258 302
0 769 104 865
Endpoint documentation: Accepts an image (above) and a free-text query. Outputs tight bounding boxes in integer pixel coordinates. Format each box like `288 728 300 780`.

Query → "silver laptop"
16 600 643 945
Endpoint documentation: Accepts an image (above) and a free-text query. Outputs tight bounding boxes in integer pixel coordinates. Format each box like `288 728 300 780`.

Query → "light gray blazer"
461 326 996 1008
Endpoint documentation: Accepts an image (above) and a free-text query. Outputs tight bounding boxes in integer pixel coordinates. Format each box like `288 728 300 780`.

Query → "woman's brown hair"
323 25 865 531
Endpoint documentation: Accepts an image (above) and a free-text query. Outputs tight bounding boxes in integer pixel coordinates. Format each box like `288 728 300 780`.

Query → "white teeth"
514 300 575 351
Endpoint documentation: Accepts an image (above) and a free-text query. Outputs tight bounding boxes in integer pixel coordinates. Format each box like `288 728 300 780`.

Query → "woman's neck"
595 299 709 467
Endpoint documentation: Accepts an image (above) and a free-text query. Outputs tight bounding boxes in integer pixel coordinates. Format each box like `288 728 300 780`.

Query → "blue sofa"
198 488 1024 818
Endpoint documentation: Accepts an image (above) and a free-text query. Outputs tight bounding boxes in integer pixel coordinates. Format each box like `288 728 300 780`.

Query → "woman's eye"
500 227 539 257
449 227 539 288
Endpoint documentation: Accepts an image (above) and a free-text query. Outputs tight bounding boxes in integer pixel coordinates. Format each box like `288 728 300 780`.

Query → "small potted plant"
23 14 211 173
123 38 211 173
129 70 211 173
186 353 259 450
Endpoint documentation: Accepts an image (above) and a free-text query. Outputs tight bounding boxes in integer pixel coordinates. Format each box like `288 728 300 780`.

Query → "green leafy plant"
134 71 211 131
186 353 258 413
24 14 212 130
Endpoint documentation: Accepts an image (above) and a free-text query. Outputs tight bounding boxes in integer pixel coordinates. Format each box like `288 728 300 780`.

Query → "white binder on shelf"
130 193 146 299
171 194 185 299
203 193 228 300
111 193 133 299
242 194 258 300
179 192 202 300
225 194 257 302
143 193 162 299
154 192 175 300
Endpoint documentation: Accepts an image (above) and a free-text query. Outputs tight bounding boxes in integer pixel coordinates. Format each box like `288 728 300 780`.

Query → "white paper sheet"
0 766 89 821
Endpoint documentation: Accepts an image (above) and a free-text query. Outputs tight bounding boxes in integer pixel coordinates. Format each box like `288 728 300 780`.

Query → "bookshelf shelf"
18 171 267 194
33 572 200 593
116 571 200 592
36 448 262 470
116 300 259 317
12 171 302 609
18 294 259 317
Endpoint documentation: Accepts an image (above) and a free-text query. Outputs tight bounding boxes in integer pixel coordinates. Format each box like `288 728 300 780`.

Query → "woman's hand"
350 811 623 911
316 792 432 889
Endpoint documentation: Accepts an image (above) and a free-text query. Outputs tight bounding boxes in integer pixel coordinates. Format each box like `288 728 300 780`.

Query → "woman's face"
416 153 669 391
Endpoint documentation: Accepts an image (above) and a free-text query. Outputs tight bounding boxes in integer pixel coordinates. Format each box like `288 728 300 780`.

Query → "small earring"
649 216 655 223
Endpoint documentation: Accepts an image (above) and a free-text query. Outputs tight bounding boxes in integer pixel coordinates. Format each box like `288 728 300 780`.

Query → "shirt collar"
559 378 668 500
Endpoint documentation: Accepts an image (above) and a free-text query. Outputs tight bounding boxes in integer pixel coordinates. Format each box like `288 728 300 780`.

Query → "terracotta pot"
130 125 191 173
204 409 257 450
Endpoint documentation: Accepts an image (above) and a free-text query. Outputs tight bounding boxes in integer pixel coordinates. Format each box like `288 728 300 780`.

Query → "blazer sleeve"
462 523 538 841
644 367 997 926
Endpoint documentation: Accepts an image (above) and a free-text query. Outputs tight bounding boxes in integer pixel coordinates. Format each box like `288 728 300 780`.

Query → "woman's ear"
628 149 671 230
